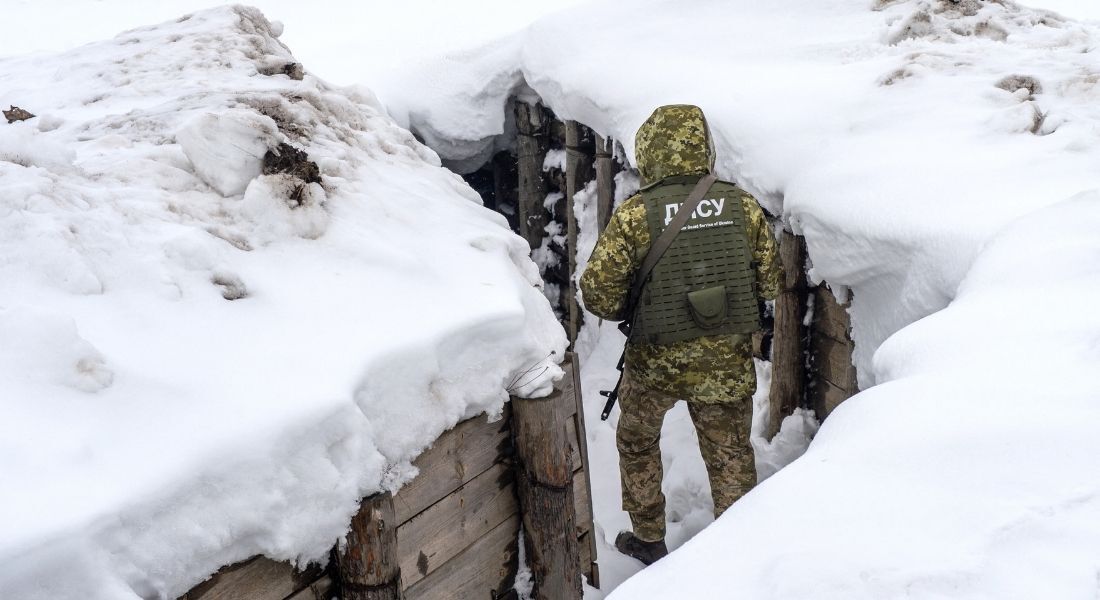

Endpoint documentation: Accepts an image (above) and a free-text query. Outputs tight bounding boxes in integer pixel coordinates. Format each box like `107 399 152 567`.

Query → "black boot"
615 531 668 565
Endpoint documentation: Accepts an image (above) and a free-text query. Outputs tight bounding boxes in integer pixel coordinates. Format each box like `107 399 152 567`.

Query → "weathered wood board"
809 284 858 420
404 515 520 600
397 462 518 589
566 353 599 588
179 557 323 600
393 405 512 525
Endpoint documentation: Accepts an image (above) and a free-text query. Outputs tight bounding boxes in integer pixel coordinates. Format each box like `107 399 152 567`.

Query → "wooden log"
338 492 403 600
397 462 518 589
393 407 512 525
767 230 809 440
510 357 582 600
403 515 520 600
594 134 615 232
564 121 594 348
514 101 550 251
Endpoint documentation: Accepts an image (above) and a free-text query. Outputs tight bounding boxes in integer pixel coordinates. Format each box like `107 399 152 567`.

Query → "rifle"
599 349 626 421
597 174 718 421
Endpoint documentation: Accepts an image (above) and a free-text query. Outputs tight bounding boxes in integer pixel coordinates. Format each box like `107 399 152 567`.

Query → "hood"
634 104 715 188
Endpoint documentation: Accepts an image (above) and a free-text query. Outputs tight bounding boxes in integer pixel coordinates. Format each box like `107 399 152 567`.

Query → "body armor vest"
629 175 760 345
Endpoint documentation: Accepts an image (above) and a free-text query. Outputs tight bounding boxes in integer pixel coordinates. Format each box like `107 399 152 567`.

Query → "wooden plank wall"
180 357 597 600
807 285 858 420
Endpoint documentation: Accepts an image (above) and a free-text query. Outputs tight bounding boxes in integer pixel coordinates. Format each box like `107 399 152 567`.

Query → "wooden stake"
767 230 809 440
514 101 550 251
339 492 404 600
510 356 582 600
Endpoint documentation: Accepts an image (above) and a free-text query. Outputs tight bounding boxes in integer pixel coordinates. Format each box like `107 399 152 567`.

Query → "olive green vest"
629 175 760 345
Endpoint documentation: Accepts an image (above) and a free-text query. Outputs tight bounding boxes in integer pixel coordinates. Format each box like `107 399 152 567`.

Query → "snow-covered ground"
0 7 565 599
6 1 1100 598
388 0 1100 597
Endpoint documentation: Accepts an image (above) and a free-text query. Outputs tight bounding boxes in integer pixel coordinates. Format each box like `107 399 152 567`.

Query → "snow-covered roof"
388 0 1100 597
0 7 564 599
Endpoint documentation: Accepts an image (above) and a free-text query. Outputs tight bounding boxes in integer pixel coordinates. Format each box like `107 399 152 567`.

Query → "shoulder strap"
625 173 718 316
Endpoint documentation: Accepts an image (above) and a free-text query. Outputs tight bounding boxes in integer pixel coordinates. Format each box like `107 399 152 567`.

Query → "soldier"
580 105 782 565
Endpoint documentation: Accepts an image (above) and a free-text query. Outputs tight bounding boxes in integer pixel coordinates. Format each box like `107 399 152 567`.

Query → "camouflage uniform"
580 105 782 542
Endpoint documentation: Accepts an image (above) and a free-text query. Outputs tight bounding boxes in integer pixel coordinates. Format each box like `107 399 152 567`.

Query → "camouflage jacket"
580 105 782 404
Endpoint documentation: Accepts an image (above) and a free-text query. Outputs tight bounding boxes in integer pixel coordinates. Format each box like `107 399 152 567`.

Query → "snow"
7 0 1100 598
0 7 564 599
384 0 1100 597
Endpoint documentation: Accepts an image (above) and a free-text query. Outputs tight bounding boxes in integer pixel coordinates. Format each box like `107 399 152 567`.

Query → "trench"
444 97 861 427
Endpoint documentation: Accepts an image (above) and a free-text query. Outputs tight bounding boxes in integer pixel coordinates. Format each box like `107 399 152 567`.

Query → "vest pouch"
686 285 728 330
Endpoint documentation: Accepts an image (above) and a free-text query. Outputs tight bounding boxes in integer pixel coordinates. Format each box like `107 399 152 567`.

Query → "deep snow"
0 7 564 599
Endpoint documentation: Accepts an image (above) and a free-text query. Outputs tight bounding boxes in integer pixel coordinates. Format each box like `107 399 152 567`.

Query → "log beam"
514 101 551 251
767 230 809 439
338 492 403 600
510 357 582 600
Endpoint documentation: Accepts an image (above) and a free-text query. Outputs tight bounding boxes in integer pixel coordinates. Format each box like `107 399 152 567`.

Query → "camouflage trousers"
616 368 756 542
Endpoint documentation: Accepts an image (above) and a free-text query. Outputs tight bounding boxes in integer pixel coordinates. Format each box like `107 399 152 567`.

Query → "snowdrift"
0 7 564 599
389 0 1100 596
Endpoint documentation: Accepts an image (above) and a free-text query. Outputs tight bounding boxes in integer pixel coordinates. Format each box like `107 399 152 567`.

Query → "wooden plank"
566 416 582 472
809 379 851 420
397 462 518 589
394 407 512 525
338 492 402 600
284 575 333 600
403 515 520 600
810 333 855 392
179 557 321 600
812 285 852 344
767 231 808 439
568 354 599 589
572 469 591 538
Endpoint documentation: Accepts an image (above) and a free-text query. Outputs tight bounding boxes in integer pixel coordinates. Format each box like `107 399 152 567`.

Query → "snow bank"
388 0 1100 596
0 7 564 599
612 192 1100 599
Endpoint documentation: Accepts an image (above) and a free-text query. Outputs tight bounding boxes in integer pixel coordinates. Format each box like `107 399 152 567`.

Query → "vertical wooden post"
564 121 593 347
514 101 550 251
593 134 615 233
510 358 582 600
338 492 403 600
767 230 809 440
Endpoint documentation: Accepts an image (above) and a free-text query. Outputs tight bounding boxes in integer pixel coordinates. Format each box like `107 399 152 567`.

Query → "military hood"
634 104 716 188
